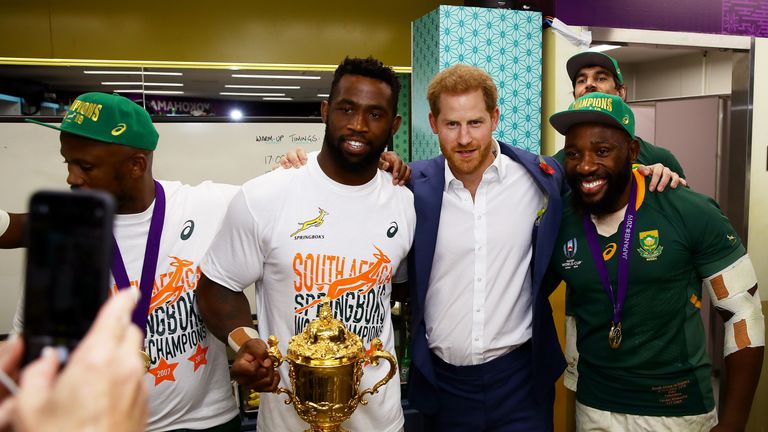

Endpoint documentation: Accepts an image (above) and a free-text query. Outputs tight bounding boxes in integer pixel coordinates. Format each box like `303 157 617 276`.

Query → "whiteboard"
0 121 325 333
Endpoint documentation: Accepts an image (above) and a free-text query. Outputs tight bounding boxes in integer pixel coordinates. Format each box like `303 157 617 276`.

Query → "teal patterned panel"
411 6 542 160
412 7 441 161
393 73 410 162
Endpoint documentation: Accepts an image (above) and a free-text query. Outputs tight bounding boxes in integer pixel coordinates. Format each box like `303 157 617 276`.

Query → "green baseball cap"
549 92 635 138
26 92 159 151
566 51 624 86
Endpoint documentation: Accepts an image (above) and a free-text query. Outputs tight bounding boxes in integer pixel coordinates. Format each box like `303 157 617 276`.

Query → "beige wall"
621 50 733 101
0 0 461 67
746 37 768 432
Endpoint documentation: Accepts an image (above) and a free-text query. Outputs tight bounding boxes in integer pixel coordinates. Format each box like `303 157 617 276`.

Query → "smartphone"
22 190 115 365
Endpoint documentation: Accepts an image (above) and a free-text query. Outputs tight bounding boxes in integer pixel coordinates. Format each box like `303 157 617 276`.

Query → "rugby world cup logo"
564 238 577 259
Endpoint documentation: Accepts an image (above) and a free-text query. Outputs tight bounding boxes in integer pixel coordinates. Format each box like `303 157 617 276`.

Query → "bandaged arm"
703 254 764 430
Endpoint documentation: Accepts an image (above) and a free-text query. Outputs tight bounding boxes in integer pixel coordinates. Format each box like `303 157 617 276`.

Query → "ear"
391 114 402 135
490 106 500 132
128 152 149 179
428 112 439 134
320 100 329 123
629 138 640 163
617 85 628 101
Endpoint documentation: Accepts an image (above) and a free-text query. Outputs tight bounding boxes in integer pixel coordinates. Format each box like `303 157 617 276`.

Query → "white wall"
622 50 733 101
0 121 324 333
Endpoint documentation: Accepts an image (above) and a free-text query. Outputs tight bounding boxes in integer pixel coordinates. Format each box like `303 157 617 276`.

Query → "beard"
567 156 633 216
322 127 391 173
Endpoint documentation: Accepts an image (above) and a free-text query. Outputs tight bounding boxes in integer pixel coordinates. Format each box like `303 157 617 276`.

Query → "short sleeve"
673 189 745 278
200 188 264 291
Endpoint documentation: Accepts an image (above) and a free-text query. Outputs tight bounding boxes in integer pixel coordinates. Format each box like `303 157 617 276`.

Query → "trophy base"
306 427 349 432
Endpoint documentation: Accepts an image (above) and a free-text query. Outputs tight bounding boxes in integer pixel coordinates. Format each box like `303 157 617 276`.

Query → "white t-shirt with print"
113 180 240 432
202 152 415 432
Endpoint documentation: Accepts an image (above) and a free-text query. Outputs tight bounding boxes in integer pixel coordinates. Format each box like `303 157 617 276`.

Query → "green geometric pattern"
412 6 542 161
393 73 411 162
412 8 441 162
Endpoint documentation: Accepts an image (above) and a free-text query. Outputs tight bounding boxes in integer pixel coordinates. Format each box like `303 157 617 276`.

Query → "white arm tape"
227 326 260 352
0 209 9 237
703 255 764 356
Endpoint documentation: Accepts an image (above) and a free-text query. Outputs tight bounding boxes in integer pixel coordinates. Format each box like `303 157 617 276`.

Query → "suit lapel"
411 158 445 308
498 144 562 300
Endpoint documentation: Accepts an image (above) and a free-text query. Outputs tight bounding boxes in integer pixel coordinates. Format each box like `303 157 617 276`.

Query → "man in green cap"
1 92 242 432
555 51 689 392
554 51 686 180
546 92 764 431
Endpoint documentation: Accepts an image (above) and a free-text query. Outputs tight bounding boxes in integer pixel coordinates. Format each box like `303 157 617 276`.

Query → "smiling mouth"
580 178 607 194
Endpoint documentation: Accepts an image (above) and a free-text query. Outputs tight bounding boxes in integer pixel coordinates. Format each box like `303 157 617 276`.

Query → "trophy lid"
287 298 364 366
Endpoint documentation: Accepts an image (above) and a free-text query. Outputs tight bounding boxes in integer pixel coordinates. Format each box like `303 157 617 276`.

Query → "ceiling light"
102 82 184 86
113 89 185 95
84 70 183 76
232 74 321 80
225 84 300 89
263 97 293 101
588 44 621 53
317 93 329 97
219 92 286 97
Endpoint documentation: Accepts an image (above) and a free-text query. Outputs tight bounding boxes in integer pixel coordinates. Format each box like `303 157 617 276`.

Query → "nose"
457 125 472 146
66 165 85 188
347 111 368 133
576 152 598 176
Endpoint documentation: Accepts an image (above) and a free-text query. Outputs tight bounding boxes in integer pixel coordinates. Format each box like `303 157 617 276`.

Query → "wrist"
227 326 260 352
0 209 9 237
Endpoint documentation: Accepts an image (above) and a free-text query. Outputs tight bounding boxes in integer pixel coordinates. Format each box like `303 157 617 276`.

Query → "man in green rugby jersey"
547 92 763 431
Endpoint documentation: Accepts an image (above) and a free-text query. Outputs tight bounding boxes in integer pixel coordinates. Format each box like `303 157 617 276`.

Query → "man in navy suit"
401 64 565 431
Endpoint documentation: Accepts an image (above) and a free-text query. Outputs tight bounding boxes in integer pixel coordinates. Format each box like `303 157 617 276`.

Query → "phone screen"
23 190 115 364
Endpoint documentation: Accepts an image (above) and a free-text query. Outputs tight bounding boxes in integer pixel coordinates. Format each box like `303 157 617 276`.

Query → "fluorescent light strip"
102 82 184 86
317 93 329 97
232 74 321 80
85 70 183 76
113 89 185 95
263 97 293 101
225 84 300 89
220 92 286 97
588 44 621 53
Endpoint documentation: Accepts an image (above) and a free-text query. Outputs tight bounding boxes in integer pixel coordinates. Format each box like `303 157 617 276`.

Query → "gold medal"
140 350 152 372
608 321 622 349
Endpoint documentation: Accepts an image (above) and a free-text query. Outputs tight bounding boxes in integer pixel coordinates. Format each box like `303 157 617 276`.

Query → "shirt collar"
443 139 504 192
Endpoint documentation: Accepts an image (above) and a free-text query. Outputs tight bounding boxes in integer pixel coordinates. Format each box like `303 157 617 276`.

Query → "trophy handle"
266 335 296 405
355 338 397 406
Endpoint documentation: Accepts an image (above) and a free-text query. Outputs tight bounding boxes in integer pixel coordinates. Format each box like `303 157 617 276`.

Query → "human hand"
230 338 280 392
378 151 411 186
636 163 687 192
277 148 309 170
14 289 147 432
0 335 23 432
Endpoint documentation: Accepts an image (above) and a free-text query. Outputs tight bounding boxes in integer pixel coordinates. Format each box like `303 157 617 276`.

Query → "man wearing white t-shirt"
3 92 241 432
197 57 415 432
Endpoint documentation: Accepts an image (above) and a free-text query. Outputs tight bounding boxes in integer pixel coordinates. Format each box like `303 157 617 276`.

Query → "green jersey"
549 171 744 416
553 137 686 179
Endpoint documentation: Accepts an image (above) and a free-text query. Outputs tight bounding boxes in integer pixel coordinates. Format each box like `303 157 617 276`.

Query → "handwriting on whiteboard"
254 134 320 144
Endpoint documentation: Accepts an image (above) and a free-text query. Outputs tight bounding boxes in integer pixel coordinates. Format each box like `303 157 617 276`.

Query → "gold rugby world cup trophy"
267 298 397 432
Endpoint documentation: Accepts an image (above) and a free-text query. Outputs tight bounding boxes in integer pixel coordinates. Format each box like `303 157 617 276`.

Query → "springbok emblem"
290 208 329 237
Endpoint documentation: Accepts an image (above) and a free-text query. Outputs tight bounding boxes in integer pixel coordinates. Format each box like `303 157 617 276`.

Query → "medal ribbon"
582 177 637 326
111 181 165 335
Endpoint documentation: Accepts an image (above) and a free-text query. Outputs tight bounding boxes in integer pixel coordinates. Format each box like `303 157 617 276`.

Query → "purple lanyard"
111 180 165 335
582 178 637 329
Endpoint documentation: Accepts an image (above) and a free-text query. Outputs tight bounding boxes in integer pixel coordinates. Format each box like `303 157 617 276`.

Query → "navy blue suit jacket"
406 142 567 413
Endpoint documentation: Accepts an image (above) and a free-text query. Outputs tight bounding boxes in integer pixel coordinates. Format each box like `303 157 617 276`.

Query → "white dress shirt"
424 141 545 366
